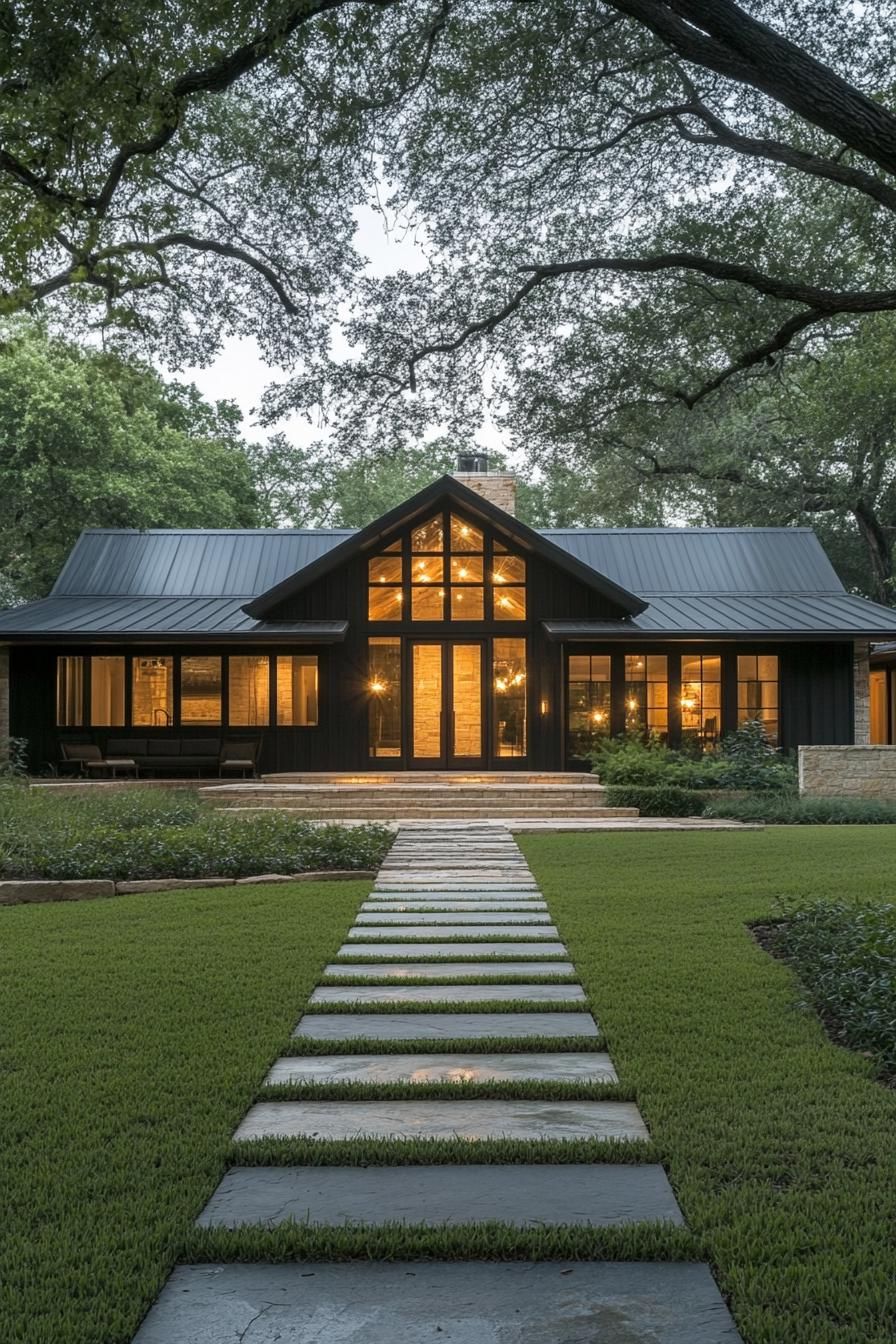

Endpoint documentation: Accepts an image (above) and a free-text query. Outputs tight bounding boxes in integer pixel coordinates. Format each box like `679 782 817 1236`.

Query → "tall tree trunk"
852 499 894 604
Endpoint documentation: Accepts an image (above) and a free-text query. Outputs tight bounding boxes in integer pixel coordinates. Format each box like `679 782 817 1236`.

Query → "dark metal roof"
542 527 841 594
243 477 647 618
52 528 354 598
0 596 347 642
2 503 895 641
544 590 896 640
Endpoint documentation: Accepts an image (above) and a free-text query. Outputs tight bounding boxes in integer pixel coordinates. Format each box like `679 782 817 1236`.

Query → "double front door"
410 640 486 768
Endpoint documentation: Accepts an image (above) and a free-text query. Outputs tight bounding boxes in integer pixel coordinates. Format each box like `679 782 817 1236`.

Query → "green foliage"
605 784 707 817
591 730 796 792
0 787 392 879
0 322 258 599
0 736 28 782
704 794 896 824
767 901 896 1079
522 829 896 1344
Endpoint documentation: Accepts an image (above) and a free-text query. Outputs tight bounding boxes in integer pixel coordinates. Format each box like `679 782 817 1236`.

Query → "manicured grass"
257 1079 632 1101
0 877 368 1344
519 828 896 1344
282 1033 606 1054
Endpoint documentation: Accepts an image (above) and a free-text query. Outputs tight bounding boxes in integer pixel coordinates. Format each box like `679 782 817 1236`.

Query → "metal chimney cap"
456 451 489 473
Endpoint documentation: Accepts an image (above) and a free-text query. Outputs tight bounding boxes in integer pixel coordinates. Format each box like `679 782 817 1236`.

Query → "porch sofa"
59 737 261 778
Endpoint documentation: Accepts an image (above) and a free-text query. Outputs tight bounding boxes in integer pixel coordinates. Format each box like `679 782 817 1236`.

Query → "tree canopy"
0 323 257 600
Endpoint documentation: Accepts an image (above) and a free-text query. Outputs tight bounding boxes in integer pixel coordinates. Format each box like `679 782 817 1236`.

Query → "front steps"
200 771 636 821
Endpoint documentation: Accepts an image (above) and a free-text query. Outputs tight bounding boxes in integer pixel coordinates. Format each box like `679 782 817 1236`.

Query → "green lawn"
3 828 895 1344
519 828 896 1344
0 878 367 1344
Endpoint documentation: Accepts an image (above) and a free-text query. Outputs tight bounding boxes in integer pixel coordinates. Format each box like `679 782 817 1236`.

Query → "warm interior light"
459 567 468 578
540 698 549 715
498 596 511 607
592 710 606 724
512 672 524 685
369 678 386 694
495 676 508 691
461 525 470 537
493 573 505 583
626 697 638 711
394 591 403 603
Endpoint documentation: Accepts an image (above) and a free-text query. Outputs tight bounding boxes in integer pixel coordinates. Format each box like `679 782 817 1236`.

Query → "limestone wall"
853 640 871 745
452 472 517 516
799 744 896 798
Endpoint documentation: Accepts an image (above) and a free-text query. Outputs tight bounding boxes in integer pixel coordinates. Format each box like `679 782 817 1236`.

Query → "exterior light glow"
369 678 386 694
626 697 638 711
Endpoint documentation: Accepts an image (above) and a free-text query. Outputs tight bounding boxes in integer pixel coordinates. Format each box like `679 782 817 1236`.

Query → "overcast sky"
178 202 507 456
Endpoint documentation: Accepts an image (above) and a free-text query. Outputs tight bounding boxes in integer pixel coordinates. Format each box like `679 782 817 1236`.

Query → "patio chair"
218 739 261 778
59 743 139 778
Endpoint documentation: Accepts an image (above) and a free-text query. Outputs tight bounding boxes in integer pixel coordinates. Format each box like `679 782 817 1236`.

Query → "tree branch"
606 0 896 177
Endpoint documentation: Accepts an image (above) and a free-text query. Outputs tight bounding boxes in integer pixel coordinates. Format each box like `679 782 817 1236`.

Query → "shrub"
591 726 795 792
704 794 896 824
605 784 707 817
0 736 29 784
765 900 896 1078
718 719 795 791
0 787 393 880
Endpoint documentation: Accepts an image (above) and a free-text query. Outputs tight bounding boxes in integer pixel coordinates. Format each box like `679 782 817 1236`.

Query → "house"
2 462 896 775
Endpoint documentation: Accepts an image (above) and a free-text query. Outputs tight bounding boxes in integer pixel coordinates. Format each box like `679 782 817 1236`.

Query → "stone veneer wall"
799 745 896 798
853 639 871 745
452 472 517 516
0 645 9 760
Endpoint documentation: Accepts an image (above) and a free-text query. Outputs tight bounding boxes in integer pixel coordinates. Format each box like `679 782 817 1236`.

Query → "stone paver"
346 924 561 939
353 911 553 925
361 899 548 910
337 941 569 957
133 1261 743 1343
264 1051 617 1085
308 983 586 1005
322 960 576 978
293 1011 598 1040
197 1163 682 1229
233 1098 647 1142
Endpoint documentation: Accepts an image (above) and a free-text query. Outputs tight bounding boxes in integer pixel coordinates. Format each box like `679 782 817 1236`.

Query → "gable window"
681 654 722 748
365 511 527 624
737 654 779 743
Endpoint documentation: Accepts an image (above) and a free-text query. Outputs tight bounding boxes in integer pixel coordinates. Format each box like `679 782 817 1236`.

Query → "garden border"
0 871 377 905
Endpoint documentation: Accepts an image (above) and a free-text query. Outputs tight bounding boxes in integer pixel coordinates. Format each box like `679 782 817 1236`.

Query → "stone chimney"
452 452 517 517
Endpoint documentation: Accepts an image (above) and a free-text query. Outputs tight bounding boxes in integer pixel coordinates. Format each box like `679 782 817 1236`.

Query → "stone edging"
0 870 377 906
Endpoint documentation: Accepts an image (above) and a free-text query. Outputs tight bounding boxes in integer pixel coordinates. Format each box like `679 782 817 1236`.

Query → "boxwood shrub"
704 795 896 825
0 787 393 880
606 784 707 817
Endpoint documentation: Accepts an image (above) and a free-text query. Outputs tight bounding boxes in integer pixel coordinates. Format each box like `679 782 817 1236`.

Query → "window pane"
737 653 779 743
494 637 527 757
450 555 483 583
56 656 84 727
567 653 611 756
450 515 483 551
412 556 444 583
369 555 402 584
453 644 482 757
412 643 442 758
368 586 403 620
383 538 402 553
494 586 526 620
90 656 125 726
625 653 668 740
180 656 221 725
277 655 318 726
229 656 270 726
681 653 721 748
412 586 445 620
493 539 508 552
412 515 444 551
369 639 401 757
493 554 525 584
131 656 173 726
451 586 484 619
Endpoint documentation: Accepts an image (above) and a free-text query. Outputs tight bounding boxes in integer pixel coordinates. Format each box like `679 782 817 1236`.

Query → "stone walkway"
133 824 742 1342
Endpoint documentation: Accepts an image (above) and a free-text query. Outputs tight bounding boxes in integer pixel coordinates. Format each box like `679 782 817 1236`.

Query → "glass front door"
409 641 486 767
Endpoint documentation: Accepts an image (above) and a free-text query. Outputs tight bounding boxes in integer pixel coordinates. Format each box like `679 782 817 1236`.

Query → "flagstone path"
133 823 743 1342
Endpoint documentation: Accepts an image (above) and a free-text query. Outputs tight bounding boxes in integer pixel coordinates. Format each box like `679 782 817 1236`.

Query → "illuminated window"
624 654 668 739
180 656 222 725
450 514 483 552
368 551 403 621
493 585 526 620
90 656 125 726
681 654 722 748
229 655 270 726
369 637 402 757
276 655 318 726
412 515 444 552
56 656 84 727
494 637 527 757
132 656 174 726
567 654 611 755
737 654 779 743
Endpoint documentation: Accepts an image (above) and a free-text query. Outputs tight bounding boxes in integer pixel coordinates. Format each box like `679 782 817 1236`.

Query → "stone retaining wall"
799 745 896 798
0 870 376 905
